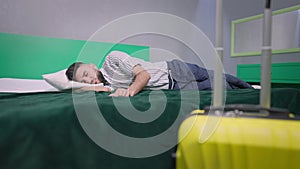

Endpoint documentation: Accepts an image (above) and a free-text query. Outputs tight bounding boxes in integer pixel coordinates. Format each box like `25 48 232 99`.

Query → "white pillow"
42 69 104 90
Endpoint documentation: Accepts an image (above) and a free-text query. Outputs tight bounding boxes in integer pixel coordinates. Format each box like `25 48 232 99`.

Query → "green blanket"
0 88 299 169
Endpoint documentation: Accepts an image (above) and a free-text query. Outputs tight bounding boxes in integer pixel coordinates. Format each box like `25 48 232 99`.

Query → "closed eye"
84 72 88 77
80 72 89 83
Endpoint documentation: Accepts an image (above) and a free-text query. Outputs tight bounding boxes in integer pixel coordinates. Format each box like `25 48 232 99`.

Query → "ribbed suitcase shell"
176 115 300 169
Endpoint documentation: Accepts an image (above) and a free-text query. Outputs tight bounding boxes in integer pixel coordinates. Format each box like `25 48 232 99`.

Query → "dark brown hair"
65 62 83 81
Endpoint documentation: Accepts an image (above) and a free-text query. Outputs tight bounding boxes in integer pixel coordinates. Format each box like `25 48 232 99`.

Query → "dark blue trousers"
168 60 252 90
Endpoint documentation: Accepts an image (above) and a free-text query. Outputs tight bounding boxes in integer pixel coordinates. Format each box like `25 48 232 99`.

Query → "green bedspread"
0 88 299 169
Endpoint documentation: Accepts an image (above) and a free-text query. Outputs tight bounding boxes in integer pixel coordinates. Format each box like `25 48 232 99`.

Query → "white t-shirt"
100 51 169 90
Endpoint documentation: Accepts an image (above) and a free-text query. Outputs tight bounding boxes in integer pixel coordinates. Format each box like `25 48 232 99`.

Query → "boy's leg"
225 74 253 89
184 63 210 82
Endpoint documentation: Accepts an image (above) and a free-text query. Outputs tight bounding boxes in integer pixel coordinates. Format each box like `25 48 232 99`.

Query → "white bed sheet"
0 78 59 93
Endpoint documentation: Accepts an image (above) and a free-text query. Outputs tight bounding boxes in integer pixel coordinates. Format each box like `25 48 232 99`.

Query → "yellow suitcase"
176 105 300 169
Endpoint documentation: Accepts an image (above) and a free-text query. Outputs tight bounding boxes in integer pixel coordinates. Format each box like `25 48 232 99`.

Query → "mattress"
0 88 300 169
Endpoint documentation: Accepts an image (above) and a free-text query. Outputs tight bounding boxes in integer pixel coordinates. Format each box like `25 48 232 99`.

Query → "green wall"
237 62 300 88
0 32 149 79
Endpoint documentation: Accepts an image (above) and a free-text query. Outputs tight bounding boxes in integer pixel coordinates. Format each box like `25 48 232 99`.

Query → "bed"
1 86 300 169
1 33 300 169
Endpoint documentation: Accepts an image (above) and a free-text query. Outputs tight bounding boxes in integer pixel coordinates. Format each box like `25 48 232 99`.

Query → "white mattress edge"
0 78 59 93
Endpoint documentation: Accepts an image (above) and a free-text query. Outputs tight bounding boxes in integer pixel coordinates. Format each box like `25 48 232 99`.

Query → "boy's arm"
128 65 151 96
109 65 150 97
75 86 111 92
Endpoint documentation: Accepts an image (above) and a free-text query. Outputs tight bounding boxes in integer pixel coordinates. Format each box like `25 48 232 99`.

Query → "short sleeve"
106 51 142 75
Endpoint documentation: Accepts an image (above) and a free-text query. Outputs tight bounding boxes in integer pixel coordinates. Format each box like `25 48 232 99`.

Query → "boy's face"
75 64 101 84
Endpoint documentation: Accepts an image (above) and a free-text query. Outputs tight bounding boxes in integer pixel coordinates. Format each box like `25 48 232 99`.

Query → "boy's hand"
109 88 130 97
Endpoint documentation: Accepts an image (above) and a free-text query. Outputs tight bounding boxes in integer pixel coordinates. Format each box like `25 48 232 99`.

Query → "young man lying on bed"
65 51 252 97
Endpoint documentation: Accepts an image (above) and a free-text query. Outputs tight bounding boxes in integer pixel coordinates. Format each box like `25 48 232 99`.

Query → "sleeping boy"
65 51 252 97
